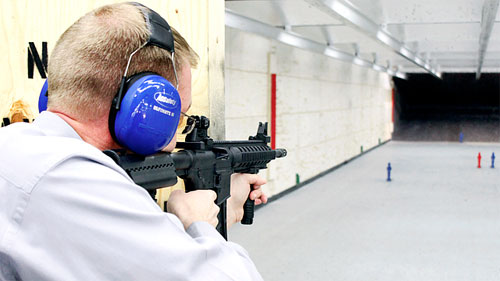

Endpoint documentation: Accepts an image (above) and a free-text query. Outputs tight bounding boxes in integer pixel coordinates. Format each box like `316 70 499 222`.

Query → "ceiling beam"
306 0 442 79
272 1 292 31
225 9 407 79
476 0 500 79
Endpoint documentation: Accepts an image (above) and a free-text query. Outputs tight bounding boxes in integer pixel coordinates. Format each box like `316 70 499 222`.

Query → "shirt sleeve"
10 156 263 281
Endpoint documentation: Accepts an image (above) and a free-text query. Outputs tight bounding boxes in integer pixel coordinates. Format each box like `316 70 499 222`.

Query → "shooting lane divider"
271 73 276 150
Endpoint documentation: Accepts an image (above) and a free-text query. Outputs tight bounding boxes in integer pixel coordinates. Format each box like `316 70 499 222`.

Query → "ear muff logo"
154 90 177 108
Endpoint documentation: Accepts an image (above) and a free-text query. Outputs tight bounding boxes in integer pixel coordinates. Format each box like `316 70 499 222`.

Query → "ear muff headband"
114 3 178 113
130 2 175 53
131 2 179 89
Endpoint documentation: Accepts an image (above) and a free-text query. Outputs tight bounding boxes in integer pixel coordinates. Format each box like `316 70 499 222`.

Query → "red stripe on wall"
271 73 277 150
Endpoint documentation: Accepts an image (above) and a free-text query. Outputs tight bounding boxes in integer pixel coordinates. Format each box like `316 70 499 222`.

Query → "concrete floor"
229 141 500 281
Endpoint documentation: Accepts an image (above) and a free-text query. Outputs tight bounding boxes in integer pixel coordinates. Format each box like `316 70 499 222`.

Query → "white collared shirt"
0 111 262 281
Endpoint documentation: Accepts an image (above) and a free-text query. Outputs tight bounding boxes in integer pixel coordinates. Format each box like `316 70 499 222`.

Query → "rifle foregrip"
241 197 255 224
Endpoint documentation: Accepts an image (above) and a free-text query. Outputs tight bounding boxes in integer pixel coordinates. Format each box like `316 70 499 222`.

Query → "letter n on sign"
27 42 48 79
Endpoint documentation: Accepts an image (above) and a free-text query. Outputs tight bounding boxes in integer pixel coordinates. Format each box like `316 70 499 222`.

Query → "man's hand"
227 174 268 228
167 190 220 230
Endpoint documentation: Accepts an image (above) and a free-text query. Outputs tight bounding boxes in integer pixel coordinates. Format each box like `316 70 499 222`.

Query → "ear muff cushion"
113 74 181 155
38 80 48 113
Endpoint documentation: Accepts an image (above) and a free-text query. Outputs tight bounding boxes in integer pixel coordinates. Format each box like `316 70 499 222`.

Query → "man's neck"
51 111 119 151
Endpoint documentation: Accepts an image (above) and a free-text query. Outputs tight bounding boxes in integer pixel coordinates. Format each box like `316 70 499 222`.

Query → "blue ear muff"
39 80 49 113
110 73 181 156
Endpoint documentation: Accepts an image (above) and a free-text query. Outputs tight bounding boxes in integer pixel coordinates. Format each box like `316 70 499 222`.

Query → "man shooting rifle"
0 3 280 280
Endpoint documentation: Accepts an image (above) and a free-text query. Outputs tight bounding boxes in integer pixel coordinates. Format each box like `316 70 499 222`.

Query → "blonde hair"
47 2 199 121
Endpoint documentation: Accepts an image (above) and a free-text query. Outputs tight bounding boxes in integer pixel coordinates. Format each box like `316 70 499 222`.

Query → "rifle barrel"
275 148 287 158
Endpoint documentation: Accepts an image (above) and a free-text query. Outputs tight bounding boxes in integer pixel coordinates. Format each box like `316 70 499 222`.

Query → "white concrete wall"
225 27 393 197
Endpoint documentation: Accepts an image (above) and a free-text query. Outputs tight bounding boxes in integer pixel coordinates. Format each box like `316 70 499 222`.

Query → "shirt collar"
33 111 83 141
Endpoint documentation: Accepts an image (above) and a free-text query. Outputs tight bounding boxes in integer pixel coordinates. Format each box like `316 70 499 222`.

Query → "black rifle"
104 116 287 239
